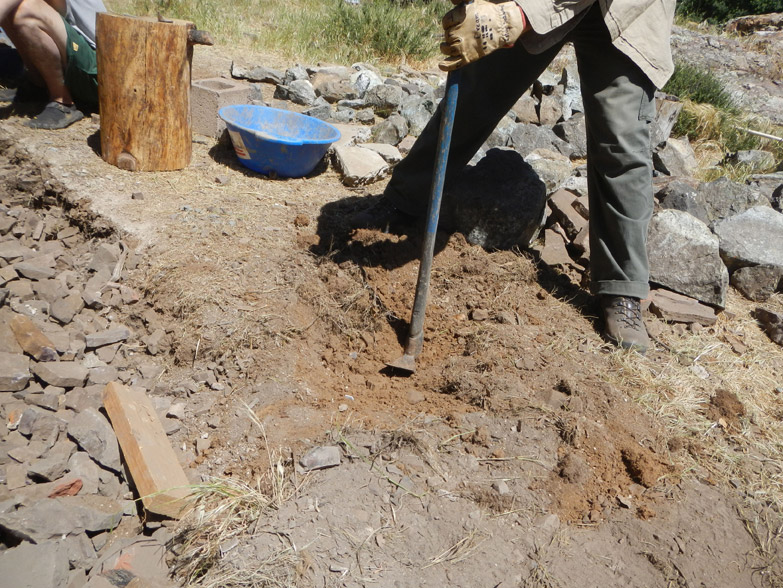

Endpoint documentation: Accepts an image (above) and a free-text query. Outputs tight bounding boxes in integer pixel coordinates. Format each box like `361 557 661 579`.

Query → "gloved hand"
439 0 527 72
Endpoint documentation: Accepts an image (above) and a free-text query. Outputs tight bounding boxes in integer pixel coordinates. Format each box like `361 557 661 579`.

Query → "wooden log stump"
96 13 195 171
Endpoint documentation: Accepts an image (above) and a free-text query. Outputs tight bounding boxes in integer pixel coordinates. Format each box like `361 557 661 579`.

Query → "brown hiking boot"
601 295 650 353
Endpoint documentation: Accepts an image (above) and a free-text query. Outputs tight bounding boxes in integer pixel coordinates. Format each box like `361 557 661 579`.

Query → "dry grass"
606 292 783 549
170 410 309 588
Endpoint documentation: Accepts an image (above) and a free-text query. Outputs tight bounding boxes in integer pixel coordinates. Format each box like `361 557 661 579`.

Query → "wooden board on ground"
103 382 191 518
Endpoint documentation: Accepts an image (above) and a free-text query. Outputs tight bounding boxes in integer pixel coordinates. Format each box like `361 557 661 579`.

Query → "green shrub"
676 0 782 24
663 62 738 113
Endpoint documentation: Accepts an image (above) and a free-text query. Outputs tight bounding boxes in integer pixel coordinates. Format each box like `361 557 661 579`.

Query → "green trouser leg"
384 5 655 300
571 7 656 300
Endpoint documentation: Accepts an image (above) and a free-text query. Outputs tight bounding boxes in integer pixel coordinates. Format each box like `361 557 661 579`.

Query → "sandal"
25 101 84 129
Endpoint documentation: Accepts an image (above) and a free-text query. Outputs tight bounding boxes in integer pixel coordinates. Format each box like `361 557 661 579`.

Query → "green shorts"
63 18 98 107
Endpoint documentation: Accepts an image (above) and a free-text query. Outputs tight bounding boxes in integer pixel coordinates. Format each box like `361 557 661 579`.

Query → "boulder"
311 72 357 103
231 62 284 84
727 149 777 172
553 113 587 159
510 92 538 124
753 308 783 346
273 79 317 106
731 265 783 302
747 172 783 210
364 83 404 117
0 351 30 391
559 62 583 120
32 361 88 388
484 114 516 150
444 148 548 250
350 69 384 99
399 94 436 137
509 123 571 159
524 149 573 195
657 179 709 224
714 206 783 271
648 209 729 308
67 407 122 472
332 145 389 187
0 541 69 588
700 177 769 227
654 136 698 177
371 113 408 146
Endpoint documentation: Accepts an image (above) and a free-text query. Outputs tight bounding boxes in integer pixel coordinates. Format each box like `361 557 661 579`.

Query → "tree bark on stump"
96 14 194 171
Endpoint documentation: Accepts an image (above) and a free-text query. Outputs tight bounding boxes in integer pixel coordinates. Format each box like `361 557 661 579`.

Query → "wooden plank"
102 382 191 518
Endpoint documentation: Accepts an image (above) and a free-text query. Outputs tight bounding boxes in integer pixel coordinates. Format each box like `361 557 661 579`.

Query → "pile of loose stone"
231 52 783 341
0 146 205 587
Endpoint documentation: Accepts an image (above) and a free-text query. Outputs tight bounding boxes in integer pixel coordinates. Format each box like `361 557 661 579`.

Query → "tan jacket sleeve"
514 0 676 88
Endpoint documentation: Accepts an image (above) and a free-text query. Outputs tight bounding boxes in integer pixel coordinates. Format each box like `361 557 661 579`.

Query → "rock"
67 407 121 472
747 172 783 210
654 136 698 177
445 148 548 250
553 113 587 159
538 89 563 125
50 292 84 324
700 177 769 227
28 438 76 481
311 72 357 103
371 113 408 145
82 274 106 309
87 243 120 276
657 179 709 224
510 93 538 124
350 68 383 98
85 327 131 349
484 114 516 150
142 329 167 356
648 209 729 308
731 265 783 302
399 94 436 137
727 149 776 172
406 389 425 405
231 62 284 84
283 64 309 84
89 537 171 587
714 206 783 272
358 143 402 165
524 149 573 194
274 79 316 106
648 289 718 326
302 101 333 122
0 495 122 543
332 144 389 186
492 480 510 495
299 446 341 471
364 83 404 116
539 228 573 267
725 12 783 34
14 259 56 281
32 361 88 388
0 540 69 588
651 93 683 147
548 188 588 240
559 62 583 119
509 123 571 159
0 352 30 391
753 308 783 346
67 451 103 494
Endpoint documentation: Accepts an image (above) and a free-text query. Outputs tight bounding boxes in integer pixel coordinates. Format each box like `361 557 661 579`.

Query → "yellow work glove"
439 0 527 72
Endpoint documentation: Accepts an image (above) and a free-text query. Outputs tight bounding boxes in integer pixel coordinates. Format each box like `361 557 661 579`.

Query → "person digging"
0 0 105 129
355 0 675 354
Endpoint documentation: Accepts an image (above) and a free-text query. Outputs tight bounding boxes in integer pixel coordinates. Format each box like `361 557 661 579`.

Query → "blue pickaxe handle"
399 69 460 362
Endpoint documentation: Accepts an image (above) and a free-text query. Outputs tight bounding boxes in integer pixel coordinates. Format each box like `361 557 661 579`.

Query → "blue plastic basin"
218 105 341 178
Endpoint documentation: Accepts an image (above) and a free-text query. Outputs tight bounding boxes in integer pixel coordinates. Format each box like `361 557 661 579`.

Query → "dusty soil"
2 42 783 588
